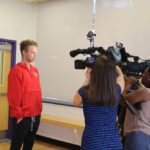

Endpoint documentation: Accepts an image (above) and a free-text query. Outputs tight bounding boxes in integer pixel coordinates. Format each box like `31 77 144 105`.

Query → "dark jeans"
124 131 150 150
10 116 40 150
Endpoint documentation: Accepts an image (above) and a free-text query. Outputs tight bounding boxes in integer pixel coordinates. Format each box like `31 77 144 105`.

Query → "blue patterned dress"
78 85 123 150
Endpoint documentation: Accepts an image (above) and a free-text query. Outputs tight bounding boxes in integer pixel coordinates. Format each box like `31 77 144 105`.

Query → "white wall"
37 103 83 145
36 0 150 100
36 0 92 100
1 0 150 100
0 0 37 62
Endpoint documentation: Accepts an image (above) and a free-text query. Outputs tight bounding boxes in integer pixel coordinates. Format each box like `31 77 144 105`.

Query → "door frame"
0 38 16 67
0 38 16 139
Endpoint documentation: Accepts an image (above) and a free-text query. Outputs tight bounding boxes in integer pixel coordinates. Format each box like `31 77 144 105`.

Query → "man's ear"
22 50 27 56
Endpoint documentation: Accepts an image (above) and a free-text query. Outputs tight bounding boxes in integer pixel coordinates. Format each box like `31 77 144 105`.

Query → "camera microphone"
70 49 81 57
70 48 98 57
70 47 105 58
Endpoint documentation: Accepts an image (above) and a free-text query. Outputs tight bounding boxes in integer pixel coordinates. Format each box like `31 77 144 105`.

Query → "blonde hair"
20 39 38 55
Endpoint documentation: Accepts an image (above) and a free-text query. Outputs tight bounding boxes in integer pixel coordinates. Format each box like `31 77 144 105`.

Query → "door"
0 43 11 133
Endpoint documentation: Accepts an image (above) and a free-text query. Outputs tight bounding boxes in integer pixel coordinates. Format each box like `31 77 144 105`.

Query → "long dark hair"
85 56 117 106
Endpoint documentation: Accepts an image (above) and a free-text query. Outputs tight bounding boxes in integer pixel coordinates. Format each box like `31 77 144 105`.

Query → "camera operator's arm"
116 66 125 93
123 76 138 94
123 88 150 104
123 76 150 104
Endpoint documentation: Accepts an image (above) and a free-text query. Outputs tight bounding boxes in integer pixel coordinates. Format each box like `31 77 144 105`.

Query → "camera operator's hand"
125 76 138 87
123 76 140 95
83 67 92 86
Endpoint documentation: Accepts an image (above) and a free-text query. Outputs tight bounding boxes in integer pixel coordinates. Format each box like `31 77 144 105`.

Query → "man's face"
141 68 150 88
22 45 37 63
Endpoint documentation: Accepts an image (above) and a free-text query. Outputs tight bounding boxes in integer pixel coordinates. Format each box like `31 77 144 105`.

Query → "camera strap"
121 95 136 115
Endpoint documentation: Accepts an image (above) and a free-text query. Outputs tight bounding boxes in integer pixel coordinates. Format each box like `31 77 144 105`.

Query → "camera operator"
123 67 150 150
73 55 124 150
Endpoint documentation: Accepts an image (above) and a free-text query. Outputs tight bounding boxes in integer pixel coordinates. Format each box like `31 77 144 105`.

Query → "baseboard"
36 135 81 150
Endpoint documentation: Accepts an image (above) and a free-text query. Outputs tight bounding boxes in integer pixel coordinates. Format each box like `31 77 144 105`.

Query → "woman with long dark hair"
73 55 124 150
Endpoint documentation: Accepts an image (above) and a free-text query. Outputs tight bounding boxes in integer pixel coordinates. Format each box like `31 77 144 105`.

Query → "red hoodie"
7 63 42 119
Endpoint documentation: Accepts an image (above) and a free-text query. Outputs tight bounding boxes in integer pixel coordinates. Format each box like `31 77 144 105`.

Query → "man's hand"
125 76 138 86
17 117 23 124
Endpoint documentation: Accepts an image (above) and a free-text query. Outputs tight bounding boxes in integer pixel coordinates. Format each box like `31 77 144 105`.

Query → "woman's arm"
73 67 91 106
73 92 82 106
116 66 125 93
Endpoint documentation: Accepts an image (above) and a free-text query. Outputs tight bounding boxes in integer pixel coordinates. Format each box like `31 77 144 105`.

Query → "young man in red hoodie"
7 39 42 150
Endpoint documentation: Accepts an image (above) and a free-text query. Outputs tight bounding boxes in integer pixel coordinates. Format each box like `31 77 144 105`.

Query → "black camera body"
70 46 122 68
120 61 150 77
75 57 96 69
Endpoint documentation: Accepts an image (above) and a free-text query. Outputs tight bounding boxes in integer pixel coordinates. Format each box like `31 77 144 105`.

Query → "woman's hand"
83 67 92 86
85 67 91 79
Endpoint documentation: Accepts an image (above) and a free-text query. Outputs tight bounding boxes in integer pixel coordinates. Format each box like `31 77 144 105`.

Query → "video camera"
70 42 150 77
119 47 150 77
70 45 121 68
